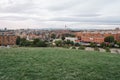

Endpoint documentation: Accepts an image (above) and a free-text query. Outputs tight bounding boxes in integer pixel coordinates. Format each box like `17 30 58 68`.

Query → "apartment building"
0 34 17 46
75 32 120 43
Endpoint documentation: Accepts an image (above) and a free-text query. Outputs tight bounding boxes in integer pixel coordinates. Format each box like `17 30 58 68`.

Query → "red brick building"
0 35 17 46
75 32 120 43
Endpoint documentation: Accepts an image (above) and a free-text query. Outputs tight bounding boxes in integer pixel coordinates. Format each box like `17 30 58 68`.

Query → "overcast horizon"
0 0 120 29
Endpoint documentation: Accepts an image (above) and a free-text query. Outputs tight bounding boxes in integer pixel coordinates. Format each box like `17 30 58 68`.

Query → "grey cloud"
0 0 120 29
50 16 120 24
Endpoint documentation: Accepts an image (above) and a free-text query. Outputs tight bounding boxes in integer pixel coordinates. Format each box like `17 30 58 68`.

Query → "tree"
74 43 80 46
33 38 40 45
51 33 56 39
24 41 32 46
20 38 27 46
16 36 21 45
100 42 106 48
64 40 74 46
104 36 114 43
36 40 47 47
78 45 85 50
90 42 97 47
61 36 65 41
94 47 100 51
54 40 62 47
32 38 47 47
105 47 111 52
117 42 120 48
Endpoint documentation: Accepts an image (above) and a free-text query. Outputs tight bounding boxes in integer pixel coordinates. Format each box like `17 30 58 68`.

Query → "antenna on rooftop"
65 25 68 30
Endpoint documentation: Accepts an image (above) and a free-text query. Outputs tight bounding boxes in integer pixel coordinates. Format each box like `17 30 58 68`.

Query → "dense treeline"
16 37 47 47
16 36 120 48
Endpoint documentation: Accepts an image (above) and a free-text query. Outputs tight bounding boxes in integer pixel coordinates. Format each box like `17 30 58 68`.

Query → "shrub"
90 42 97 47
104 36 114 43
94 47 100 51
100 42 106 48
32 38 47 47
74 43 80 47
19 38 28 46
16 36 21 45
105 47 111 52
11 45 18 48
78 46 85 50
36 41 47 47
71 46 76 49
117 42 120 48
63 45 69 49
64 40 74 46
54 40 62 47
61 36 65 41
101 42 114 48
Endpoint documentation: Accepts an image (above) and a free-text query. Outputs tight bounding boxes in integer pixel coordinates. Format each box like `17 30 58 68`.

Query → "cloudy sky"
0 0 120 29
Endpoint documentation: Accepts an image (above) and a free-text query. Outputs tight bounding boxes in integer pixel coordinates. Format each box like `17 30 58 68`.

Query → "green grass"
0 47 120 80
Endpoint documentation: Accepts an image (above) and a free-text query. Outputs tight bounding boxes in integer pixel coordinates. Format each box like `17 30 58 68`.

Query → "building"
75 32 120 44
65 37 77 43
0 34 17 46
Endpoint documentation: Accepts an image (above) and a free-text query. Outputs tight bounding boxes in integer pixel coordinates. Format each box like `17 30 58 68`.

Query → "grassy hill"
0 48 120 80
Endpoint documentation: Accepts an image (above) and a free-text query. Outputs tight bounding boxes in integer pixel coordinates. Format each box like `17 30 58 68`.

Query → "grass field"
0 48 120 80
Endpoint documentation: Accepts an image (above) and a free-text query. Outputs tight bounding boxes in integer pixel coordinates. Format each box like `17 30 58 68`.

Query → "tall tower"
65 25 67 30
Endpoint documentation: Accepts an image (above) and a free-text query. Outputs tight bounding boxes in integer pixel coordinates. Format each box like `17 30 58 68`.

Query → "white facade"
65 37 77 42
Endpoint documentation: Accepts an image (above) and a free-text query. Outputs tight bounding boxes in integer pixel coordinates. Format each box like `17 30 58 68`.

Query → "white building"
65 37 77 43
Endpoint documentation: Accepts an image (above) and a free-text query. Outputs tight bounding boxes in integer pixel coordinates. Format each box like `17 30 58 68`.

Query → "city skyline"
0 0 120 29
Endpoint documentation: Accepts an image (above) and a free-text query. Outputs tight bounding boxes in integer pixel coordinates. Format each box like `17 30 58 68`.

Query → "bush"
104 36 114 43
78 46 85 50
16 36 21 45
117 42 120 48
54 40 62 47
100 42 106 48
101 42 114 48
19 38 32 46
11 45 19 48
74 43 80 47
63 45 69 49
36 41 47 47
94 47 100 51
90 42 97 47
105 47 111 52
71 46 76 49
64 40 74 46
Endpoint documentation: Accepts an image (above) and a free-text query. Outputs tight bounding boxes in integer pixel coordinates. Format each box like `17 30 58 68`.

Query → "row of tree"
16 37 47 47
16 35 120 48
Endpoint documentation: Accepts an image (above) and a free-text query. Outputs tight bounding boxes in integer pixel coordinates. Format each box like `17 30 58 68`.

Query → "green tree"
51 33 56 39
33 38 40 45
78 45 85 50
75 43 80 46
33 39 47 47
90 42 97 47
104 36 114 43
65 40 74 46
117 42 120 48
24 41 32 46
100 42 106 48
105 47 111 52
61 36 65 41
55 40 62 47
16 36 21 45
36 40 47 47
20 38 27 46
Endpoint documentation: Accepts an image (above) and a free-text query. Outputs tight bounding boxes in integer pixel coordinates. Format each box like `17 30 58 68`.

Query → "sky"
0 0 120 29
